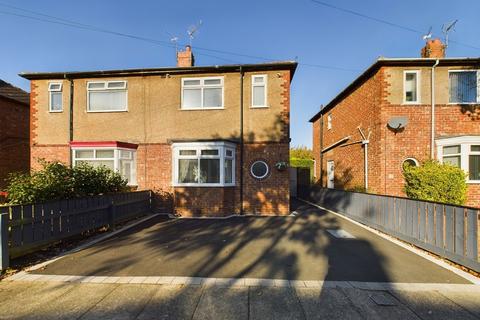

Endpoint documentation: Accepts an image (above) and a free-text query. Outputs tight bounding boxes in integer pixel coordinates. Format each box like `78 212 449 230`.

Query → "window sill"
402 102 421 105
180 107 225 111
86 110 128 113
467 181 480 184
49 110 63 113
250 105 269 109
173 183 236 188
447 102 479 105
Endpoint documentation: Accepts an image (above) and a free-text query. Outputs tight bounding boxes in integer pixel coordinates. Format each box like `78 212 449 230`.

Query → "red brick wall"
30 145 70 170
0 97 30 188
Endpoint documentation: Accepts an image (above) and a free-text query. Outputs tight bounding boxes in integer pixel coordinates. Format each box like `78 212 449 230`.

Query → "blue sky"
1 0 479 148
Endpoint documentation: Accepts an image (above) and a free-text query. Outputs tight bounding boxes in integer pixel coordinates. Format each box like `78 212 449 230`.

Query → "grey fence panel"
303 187 480 272
22 206 34 245
10 206 22 247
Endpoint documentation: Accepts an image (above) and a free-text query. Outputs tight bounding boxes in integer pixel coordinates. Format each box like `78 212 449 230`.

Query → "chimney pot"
177 45 194 67
421 39 445 58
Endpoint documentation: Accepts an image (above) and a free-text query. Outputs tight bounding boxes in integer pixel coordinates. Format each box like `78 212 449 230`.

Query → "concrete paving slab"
79 284 157 320
245 278 275 287
249 286 305 320
297 287 363 320
215 278 245 287
22 283 118 320
341 288 420 320
390 290 478 320
156 276 175 284
193 286 248 320
142 276 162 284
0 280 37 303
137 285 203 320
438 291 480 318
0 282 76 319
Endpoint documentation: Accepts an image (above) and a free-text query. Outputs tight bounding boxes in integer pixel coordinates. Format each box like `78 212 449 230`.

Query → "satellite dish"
387 116 408 130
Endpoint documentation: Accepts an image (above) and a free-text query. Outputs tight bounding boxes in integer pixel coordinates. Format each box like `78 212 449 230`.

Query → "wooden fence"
301 186 480 273
0 191 151 270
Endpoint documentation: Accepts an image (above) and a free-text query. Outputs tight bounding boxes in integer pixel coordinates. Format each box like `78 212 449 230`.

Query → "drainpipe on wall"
239 67 244 215
358 127 371 190
68 76 74 168
430 59 440 159
319 112 324 186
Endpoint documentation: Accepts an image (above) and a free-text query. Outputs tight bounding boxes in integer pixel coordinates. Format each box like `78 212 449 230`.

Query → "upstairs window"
48 82 63 112
449 71 478 104
181 77 224 110
251 75 267 107
327 113 332 130
404 70 420 104
87 81 127 112
172 142 235 186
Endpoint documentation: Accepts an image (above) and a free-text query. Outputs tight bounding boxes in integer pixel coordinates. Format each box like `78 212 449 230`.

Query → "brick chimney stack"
421 39 446 58
176 45 195 67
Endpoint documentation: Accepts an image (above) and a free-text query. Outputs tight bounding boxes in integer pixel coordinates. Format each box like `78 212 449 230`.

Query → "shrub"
346 185 368 193
5 160 128 205
403 160 467 205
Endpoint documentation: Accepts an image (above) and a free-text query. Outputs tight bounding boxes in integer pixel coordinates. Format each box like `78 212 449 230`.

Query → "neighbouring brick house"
310 39 480 207
0 79 30 189
21 46 297 216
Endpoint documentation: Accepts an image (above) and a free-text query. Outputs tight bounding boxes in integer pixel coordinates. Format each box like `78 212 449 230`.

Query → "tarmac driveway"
31 199 470 284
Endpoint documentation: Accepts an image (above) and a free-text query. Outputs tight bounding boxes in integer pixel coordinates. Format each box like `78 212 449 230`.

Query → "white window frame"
327 113 332 130
436 136 480 184
448 70 480 105
87 80 128 113
181 77 224 110
250 160 269 179
71 146 137 185
403 70 421 104
172 141 236 187
251 74 268 108
48 82 63 113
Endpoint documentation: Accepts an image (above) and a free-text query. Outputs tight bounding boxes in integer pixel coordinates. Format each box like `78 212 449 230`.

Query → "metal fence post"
108 199 116 230
0 213 9 270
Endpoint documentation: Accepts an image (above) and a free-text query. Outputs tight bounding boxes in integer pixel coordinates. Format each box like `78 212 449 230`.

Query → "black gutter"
239 66 244 215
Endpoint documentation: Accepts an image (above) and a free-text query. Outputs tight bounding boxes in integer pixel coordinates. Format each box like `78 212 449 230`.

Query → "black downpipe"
319 113 324 187
239 67 244 215
68 78 74 167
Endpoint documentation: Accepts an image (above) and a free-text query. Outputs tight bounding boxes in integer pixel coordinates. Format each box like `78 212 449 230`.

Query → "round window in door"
250 160 269 179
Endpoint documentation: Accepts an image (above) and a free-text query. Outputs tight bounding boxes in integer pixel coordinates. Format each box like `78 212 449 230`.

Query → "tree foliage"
4 160 129 205
403 160 467 205
290 146 313 161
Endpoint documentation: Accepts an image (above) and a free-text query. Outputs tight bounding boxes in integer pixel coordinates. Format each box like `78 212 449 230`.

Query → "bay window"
449 70 479 104
87 80 127 112
437 136 480 183
181 77 224 109
72 146 137 185
173 142 235 186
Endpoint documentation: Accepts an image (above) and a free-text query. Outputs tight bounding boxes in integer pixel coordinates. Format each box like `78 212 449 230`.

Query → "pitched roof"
0 79 29 105
309 57 480 122
19 61 298 80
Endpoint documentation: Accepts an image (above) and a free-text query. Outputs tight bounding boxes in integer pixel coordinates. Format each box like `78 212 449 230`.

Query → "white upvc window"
327 113 332 130
436 136 480 183
251 74 267 108
448 70 479 104
172 141 236 187
87 80 128 112
181 77 224 110
403 70 420 104
72 147 137 185
48 82 63 112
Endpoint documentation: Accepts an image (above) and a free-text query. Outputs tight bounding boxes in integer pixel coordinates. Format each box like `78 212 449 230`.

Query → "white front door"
327 160 334 189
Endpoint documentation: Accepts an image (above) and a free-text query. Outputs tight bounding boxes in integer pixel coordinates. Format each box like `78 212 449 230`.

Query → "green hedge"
4 160 129 205
403 160 467 205
290 158 314 168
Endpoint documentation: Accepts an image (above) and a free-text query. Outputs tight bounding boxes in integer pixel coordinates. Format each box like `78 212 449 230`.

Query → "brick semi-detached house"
310 39 480 208
0 79 30 189
20 46 297 216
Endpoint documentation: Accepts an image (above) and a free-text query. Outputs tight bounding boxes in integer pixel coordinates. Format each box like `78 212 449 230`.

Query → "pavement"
1 199 479 319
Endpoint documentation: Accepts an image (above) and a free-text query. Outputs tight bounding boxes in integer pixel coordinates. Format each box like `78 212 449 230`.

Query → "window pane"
203 88 222 107
77 160 115 170
405 73 417 102
253 76 265 84
183 79 201 86
251 161 269 178
179 150 196 156
469 155 480 180
50 92 62 111
471 145 480 152
183 88 201 108
226 149 233 157
120 160 132 183
75 150 94 158
204 79 221 85
449 71 477 103
107 81 126 89
178 159 198 183
96 150 114 158
89 91 127 111
49 83 61 91
201 149 219 156
200 159 220 183
225 159 233 183
253 85 265 106
120 150 132 159
88 82 105 89
443 145 460 155
443 156 461 167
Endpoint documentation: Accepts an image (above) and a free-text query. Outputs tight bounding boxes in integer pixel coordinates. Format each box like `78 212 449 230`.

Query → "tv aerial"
170 35 179 53
442 19 458 49
422 26 432 41
187 20 203 46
